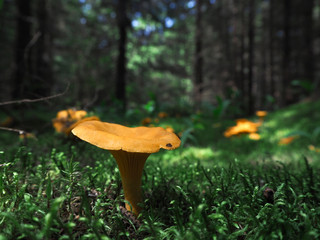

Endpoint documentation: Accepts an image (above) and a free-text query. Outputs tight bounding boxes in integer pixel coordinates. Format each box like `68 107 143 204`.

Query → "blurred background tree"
0 0 319 116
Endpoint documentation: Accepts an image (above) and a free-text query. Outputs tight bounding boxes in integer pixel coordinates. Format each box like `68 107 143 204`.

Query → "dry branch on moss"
0 83 70 106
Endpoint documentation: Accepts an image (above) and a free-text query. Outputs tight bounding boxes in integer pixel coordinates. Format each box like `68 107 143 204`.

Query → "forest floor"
0 100 320 239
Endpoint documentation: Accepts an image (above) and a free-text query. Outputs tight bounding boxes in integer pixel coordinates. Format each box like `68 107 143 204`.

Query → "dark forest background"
1 0 319 116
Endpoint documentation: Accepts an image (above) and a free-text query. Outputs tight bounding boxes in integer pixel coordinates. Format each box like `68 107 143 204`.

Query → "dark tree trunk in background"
231 1 239 84
302 0 314 84
231 0 244 109
247 0 255 114
115 0 129 112
34 0 53 97
312 1 320 100
280 0 291 107
239 1 246 112
268 0 275 105
258 6 267 110
194 0 203 109
12 0 32 99
221 1 232 86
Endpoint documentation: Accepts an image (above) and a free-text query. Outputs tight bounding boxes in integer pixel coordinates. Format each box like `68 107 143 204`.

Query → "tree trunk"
231 0 239 88
280 0 291 107
34 0 53 97
12 0 32 99
302 0 314 84
258 6 268 110
193 0 203 109
268 0 275 106
311 0 320 100
239 1 246 112
115 0 129 112
247 0 255 114
221 0 232 88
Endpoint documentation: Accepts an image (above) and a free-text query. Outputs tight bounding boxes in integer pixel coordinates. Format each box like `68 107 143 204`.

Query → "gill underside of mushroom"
110 150 150 215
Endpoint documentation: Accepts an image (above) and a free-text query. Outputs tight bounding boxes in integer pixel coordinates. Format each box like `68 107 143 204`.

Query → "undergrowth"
0 144 319 239
0 100 320 239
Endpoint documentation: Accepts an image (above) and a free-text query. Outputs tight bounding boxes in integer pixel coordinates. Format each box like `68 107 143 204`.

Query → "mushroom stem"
258 117 265 124
110 150 150 215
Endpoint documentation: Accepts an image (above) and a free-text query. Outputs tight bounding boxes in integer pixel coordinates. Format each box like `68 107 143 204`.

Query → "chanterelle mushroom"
71 120 181 215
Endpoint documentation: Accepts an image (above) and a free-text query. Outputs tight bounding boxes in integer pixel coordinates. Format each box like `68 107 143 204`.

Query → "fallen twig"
0 126 37 140
0 83 70 106
0 126 26 134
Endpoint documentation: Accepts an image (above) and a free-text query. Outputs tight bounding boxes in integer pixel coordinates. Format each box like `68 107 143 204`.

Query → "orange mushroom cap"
53 120 67 133
72 110 87 120
278 136 297 145
248 132 261 140
55 109 88 121
65 116 100 135
141 117 152 126
53 108 90 134
224 119 261 137
256 111 268 118
158 112 168 118
71 120 181 153
56 110 69 120
165 126 175 133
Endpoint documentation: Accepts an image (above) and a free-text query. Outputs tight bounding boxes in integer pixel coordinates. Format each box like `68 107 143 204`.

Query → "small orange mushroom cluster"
224 111 268 140
141 112 178 135
141 112 169 126
256 110 268 123
141 117 152 126
52 109 99 135
278 136 298 145
0 116 14 127
158 112 168 119
72 120 181 215
165 126 175 133
308 145 320 152
19 132 36 140
256 110 268 118
224 118 262 139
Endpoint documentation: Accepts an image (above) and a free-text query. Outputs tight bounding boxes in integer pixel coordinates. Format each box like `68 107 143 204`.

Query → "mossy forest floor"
0 100 320 239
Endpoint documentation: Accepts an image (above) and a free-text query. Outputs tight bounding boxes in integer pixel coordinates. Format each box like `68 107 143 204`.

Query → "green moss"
0 101 319 238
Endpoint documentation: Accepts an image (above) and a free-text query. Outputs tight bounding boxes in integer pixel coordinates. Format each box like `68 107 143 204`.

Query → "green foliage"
142 94 157 114
1 145 319 239
0 100 320 238
212 96 231 119
285 126 320 144
291 79 315 93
